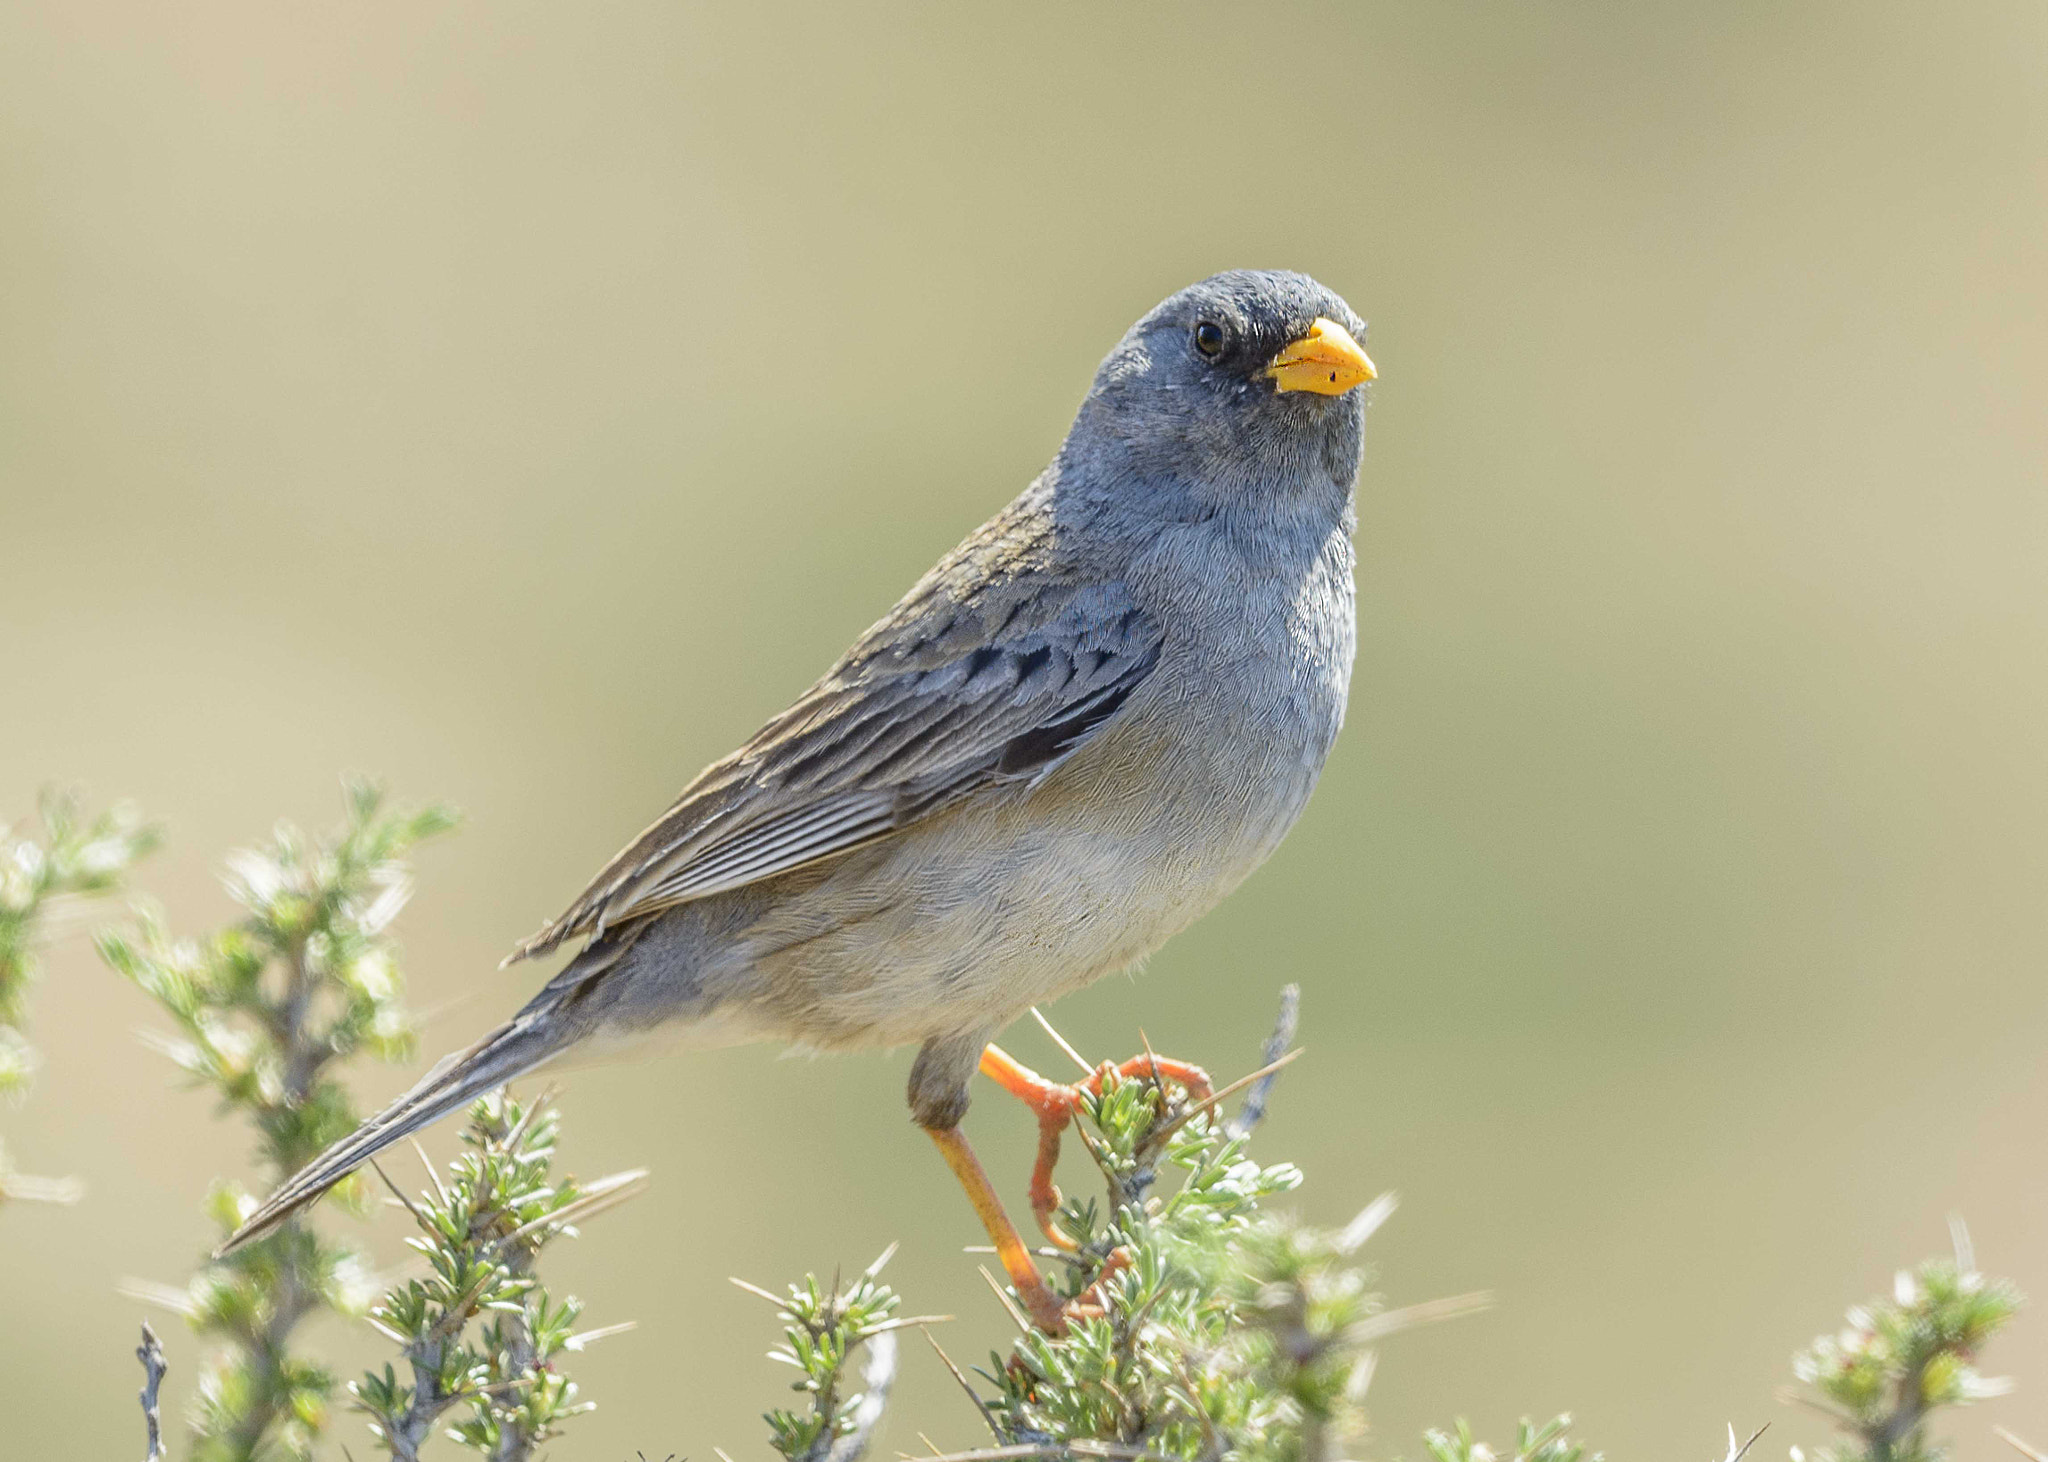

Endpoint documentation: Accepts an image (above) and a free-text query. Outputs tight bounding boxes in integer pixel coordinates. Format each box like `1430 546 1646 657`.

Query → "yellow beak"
1265 317 1377 395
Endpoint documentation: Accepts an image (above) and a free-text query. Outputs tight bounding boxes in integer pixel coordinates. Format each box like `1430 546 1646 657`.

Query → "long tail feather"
216 1013 573 1255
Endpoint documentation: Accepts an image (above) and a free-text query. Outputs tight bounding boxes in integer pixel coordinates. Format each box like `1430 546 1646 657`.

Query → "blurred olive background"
5 1 2047 1456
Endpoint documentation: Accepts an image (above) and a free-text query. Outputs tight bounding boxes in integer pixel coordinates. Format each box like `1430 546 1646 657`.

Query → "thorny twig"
1070 994 1302 1221
352 1091 636 1461
905 1445 1179 1462
924 1328 1002 1442
1996 1427 2048 1462
827 1328 898 1462
1227 983 1299 1140
1785 1220 2020 1462
740 1244 911 1462
1719 1423 1769 1462
136 1322 167 1462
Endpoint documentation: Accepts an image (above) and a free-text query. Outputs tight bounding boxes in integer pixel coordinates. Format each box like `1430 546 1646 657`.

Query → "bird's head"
1069 270 1373 522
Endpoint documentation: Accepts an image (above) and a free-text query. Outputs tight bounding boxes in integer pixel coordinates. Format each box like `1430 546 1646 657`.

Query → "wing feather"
507 580 1162 961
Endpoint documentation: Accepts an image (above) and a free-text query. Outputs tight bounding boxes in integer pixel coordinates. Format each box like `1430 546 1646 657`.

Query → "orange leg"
980 1044 1215 1250
925 1124 1068 1335
1064 1245 1134 1325
979 1046 1087 1249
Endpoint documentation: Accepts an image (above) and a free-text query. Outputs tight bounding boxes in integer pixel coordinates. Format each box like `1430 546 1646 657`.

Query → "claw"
979 1044 1214 1250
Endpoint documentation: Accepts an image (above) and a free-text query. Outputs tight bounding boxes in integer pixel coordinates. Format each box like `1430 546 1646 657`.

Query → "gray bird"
225 268 1375 1331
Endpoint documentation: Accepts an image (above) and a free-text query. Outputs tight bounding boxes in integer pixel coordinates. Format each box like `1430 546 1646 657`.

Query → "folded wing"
510 582 1162 961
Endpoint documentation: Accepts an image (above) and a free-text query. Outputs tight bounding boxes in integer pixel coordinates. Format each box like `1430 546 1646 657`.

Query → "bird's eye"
1193 321 1227 359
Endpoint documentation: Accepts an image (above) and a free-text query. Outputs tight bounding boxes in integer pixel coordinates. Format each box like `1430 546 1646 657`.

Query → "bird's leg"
979 1043 1215 1250
923 1124 1069 1335
1064 1245 1134 1325
978 1044 1087 1249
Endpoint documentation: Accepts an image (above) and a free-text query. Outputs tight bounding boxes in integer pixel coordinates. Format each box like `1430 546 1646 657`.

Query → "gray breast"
1092 515 1356 886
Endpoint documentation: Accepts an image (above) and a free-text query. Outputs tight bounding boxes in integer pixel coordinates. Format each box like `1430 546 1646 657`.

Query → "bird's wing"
507 579 1161 962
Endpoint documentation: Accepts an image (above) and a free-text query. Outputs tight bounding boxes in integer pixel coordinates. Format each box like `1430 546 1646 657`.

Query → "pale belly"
732 652 1344 1050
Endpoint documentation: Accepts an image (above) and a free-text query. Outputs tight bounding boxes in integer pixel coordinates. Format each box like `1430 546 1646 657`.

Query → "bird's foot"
1061 1244 1134 1326
979 1043 1213 1250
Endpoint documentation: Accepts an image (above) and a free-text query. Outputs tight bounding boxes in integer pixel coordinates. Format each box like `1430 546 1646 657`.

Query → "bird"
223 268 1375 1332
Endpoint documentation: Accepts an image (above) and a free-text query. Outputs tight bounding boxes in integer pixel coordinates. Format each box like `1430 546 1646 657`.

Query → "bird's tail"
216 1011 576 1255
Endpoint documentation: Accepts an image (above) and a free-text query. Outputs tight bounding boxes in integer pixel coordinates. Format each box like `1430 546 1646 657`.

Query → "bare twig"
136 1322 167 1462
1145 1049 1301 1152
925 1328 1003 1441
501 1082 558 1153
1337 1290 1494 1346
907 1444 1178 1462
1771 1384 1853 1424
0 1169 86 1204
730 1275 788 1307
1226 984 1299 1139
1334 1193 1398 1255
1950 1213 1977 1274
117 1278 200 1319
1720 1423 1769 1462
976 1265 1032 1333
490 1166 650 1252
368 1158 431 1233
1172 1350 1226 1459
1996 1427 2048 1462
410 1137 450 1212
564 1320 639 1352
855 1314 955 1339
826 1328 898 1462
1029 1007 1094 1077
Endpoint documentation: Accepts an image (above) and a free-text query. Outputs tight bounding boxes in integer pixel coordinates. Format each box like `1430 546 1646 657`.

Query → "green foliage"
975 1055 1402 1462
741 1246 916 1462
354 1090 642 1461
1790 1247 2021 1462
0 789 156 1202
1420 1415 1594 1462
105 781 454 1462
743 1014 1500 1462
14 770 2018 1462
